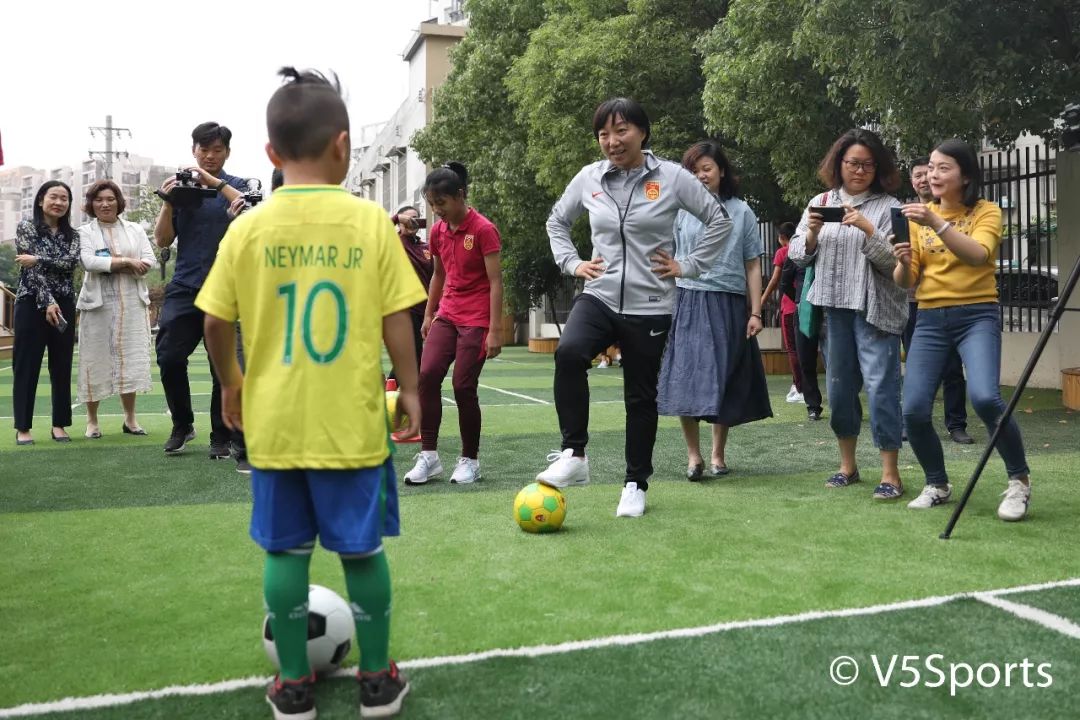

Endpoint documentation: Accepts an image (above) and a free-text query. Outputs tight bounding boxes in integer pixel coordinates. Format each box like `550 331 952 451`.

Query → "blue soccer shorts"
249 458 400 554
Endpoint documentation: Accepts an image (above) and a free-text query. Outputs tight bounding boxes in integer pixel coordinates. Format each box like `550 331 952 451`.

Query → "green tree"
701 0 1080 207
412 0 557 315
0 243 17 289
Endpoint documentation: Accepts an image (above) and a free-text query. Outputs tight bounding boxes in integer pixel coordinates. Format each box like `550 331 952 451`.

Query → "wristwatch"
215 179 228 192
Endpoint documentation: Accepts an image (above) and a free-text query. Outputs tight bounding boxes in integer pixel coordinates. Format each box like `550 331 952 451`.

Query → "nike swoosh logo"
591 191 604 198
649 330 666 337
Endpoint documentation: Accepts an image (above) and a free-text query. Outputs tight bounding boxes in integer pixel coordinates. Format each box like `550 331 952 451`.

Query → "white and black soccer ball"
263 584 354 674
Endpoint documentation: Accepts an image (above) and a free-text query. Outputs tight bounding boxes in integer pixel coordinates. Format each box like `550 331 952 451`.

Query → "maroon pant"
780 311 803 392
419 319 487 458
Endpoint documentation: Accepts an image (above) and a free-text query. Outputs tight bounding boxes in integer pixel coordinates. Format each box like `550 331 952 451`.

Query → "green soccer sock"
264 550 313 681
341 551 392 673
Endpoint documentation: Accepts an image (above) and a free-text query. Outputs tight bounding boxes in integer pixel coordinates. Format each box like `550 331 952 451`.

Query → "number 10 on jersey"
276 281 348 365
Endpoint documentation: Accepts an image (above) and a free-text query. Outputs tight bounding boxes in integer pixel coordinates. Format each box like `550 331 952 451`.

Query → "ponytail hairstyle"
423 162 468 200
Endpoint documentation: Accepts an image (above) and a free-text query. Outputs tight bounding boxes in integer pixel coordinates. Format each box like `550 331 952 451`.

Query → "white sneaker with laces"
536 449 590 488
615 482 646 517
907 483 952 509
403 451 443 485
997 478 1030 521
450 457 481 484
784 384 798 402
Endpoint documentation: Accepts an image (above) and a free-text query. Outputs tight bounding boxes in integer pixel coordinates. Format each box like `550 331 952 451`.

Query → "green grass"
1 347 1077 719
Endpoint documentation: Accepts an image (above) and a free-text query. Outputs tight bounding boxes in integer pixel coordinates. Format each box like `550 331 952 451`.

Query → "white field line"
2 577 1077 718
974 593 1080 639
0 366 11 372
477 383 550 405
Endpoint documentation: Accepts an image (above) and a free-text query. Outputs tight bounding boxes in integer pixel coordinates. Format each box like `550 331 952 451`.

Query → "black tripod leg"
940 253 1080 539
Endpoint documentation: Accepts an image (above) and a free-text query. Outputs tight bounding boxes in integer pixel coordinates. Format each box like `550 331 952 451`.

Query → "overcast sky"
2 0 444 183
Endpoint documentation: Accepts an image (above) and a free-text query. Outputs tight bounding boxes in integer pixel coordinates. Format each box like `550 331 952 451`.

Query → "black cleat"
265 675 316 720
164 425 196 454
359 661 410 718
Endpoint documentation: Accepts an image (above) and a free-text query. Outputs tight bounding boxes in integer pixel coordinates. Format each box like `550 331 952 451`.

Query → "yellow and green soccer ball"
513 483 567 533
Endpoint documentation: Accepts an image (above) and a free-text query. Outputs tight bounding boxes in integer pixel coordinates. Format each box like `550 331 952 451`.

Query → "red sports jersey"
428 208 501 328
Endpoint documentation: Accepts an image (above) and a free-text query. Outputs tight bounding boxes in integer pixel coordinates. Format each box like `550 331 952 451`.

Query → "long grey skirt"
657 289 773 426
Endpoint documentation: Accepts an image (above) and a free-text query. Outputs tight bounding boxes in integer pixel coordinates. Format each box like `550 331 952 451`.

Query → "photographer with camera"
153 121 247 461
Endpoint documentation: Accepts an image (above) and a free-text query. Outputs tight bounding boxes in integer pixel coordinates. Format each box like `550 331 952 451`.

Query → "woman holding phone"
12 181 81 445
788 129 907 500
892 139 1031 521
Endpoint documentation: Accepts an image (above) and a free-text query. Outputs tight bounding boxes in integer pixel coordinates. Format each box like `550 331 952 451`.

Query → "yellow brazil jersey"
908 199 1002 309
195 186 427 469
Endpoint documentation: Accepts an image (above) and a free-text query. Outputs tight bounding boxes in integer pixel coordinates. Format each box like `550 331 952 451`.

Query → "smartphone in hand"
890 207 910 244
56 313 69 334
809 206 845 223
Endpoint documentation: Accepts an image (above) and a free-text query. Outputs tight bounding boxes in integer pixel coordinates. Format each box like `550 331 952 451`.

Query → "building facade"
345 12 467 219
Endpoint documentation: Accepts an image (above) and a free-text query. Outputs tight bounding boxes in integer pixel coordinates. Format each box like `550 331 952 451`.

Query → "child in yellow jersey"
197 67 426 720
892 139 1031 522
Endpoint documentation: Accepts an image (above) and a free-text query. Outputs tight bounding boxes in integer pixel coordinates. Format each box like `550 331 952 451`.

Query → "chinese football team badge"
644 181 661 201
464 234 475 250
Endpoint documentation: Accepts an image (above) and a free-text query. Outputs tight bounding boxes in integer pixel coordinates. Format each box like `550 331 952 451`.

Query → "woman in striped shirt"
788 129 908 500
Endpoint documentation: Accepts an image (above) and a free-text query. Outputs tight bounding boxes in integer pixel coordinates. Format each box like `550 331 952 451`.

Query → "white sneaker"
450 457 481 484
615 482 646 517
785 385 802 403
403 451 443 485
536 449 590 488
997 478 1030 521
597 358 610 369
907 483 952 509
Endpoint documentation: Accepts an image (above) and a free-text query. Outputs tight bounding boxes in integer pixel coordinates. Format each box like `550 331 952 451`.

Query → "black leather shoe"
16 433 34 446
122 423 148 436
949 428 975 445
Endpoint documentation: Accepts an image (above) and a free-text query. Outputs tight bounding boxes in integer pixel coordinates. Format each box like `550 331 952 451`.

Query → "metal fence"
981 143 1059 333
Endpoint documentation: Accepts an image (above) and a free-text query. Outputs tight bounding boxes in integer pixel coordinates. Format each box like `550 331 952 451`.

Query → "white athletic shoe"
907 483 952 509
615 482 646 518
785 385 803 404
536 449 590 488
997 478 1031 522
403 451 443 485
450 457 481 484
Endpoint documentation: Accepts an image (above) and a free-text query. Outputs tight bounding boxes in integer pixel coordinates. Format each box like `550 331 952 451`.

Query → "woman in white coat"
77 180 157 438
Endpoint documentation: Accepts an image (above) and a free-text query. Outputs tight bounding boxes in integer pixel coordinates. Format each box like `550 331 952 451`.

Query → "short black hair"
778 221 796 239
681 141 739 199
32 181 75 238
910 155 930 169
270 168 284 191
396 204 418 215
192 122 232 149
592 97 651 147
932 139 982 208
817 128 901 194
424 162 468 200
267 67 349 161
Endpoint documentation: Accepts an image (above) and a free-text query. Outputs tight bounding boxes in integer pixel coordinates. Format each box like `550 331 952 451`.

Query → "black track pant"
554 294 671 491
12 296 76 431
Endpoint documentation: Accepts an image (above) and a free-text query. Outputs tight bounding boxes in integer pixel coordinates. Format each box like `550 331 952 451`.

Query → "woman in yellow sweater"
892 139 1030 521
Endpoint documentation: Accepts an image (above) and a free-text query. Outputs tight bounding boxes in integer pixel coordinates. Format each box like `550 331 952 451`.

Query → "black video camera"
155 169 218 208
240 178 264 211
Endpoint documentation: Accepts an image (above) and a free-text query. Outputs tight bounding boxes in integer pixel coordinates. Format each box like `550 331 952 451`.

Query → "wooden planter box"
529 337 559 354
1064 367 1080 410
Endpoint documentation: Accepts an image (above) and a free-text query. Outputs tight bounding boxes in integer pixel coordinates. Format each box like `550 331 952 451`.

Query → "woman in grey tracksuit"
534 97 732 518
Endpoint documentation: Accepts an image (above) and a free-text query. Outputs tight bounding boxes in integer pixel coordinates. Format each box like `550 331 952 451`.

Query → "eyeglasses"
842 159 877 173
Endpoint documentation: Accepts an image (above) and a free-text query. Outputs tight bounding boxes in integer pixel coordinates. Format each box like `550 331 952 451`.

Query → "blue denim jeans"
902 303 1029 486
824 308 902 450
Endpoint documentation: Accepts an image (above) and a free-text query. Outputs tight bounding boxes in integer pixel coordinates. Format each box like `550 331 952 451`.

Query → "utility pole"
89 115 132 179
